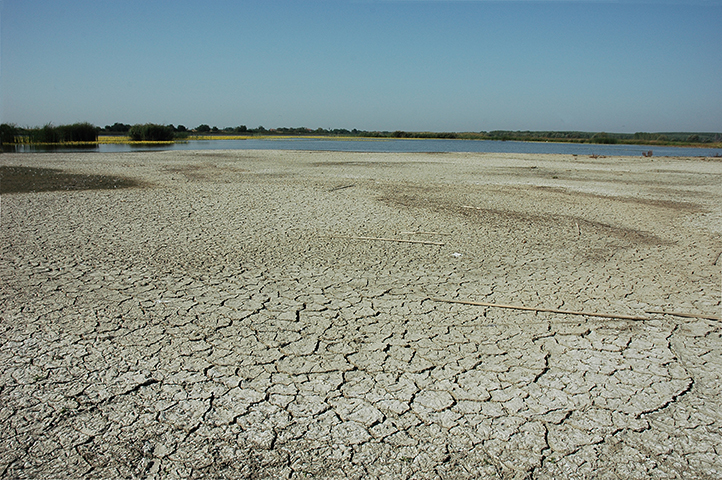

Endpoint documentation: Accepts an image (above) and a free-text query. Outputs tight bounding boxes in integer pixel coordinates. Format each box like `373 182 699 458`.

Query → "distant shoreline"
4 125 720 150
5 138 720 158
90 134 722 150
7 135 719 150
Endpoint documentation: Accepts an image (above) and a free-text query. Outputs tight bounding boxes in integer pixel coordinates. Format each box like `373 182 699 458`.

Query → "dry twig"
400 231 452 236
431 298 649 321
431 298 722 322
328 184 355 192
332 235 445 246
645 310 721 321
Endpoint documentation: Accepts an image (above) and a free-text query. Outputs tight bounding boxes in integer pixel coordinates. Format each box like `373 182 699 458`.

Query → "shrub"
23 122 98 143
592 137 618 144
634 132 654 140
56 122 98 142
28 124 60 143
591 132 618 144
128 123 175 141
0 123 21 145
104 122 132 133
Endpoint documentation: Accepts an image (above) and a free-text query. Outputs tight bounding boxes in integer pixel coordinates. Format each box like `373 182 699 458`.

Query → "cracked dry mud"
1 150 721 479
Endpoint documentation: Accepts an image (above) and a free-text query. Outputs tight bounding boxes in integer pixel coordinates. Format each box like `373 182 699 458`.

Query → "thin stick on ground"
399 231 452 236
645 310 721 321
332 235 445 246
432 298 722 322
328 184 356 192
431 297 650 321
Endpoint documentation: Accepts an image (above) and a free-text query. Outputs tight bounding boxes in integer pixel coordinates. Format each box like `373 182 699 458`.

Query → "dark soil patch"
0 166 139 194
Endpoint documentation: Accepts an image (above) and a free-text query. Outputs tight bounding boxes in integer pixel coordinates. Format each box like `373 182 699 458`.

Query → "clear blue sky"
1 0 720 133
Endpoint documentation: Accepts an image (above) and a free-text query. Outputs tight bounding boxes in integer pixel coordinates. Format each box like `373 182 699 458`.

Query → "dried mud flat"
1 150 721 479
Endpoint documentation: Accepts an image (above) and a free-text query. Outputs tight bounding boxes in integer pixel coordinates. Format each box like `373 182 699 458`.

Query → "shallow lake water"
4 138 720 157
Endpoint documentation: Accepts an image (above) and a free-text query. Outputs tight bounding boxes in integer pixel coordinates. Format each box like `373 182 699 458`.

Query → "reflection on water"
3 139 720 157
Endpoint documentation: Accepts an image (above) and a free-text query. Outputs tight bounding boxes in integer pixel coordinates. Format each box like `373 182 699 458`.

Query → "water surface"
4 138 720 157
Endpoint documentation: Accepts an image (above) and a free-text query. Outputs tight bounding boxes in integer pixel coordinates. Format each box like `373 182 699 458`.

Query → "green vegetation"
477 130 720 146
3 121 720 149
391 130 458 139
58 122 98 142
103 122 131 133
210 127 720 146
591 132 618 144
0 123 21 145
128 123 175 142
11 122 98 144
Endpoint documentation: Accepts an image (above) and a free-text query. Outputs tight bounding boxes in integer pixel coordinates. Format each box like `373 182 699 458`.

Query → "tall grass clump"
24 123 98 143
0 123 21 145
28 124 60 143
56 122 98 142
128 124 175 142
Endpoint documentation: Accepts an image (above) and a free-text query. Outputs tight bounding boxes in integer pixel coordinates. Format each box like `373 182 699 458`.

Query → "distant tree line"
481 130 721 144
